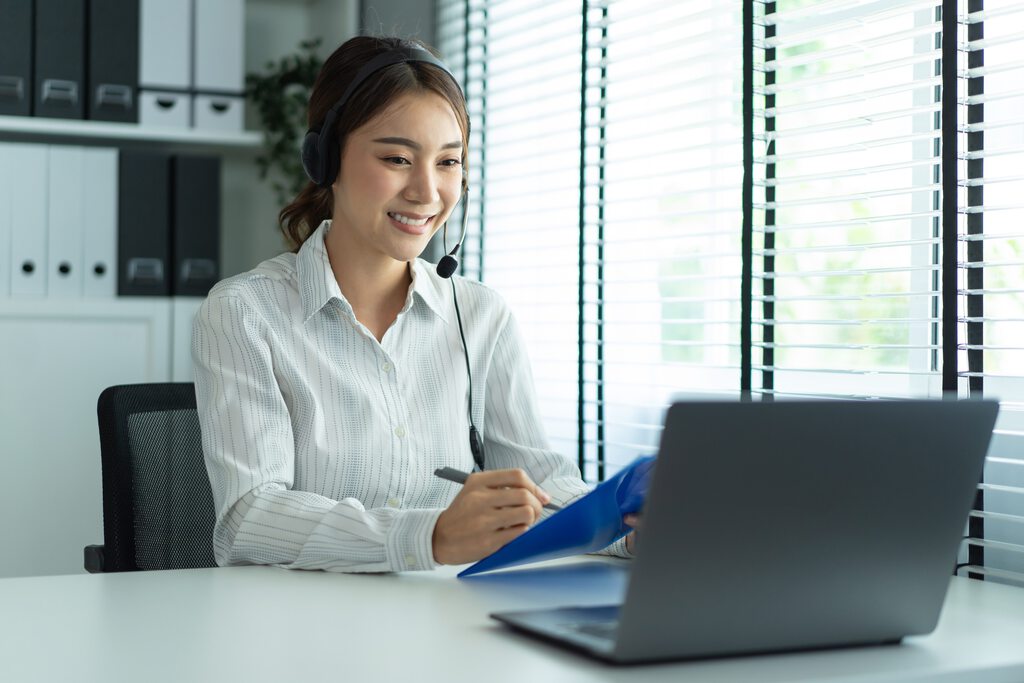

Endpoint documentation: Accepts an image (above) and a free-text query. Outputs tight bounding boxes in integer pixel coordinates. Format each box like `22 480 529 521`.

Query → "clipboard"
457 455 656 577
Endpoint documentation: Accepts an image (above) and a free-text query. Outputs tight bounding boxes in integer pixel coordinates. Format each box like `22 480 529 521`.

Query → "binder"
118 151 171 296
82 148 119 298
0 143 11 297
88 0 140 123
139 0 192 91
46 146 86 298
192 94 244 133
458 455 656 577
8 144 48 297
194 0 245 94
139 91 190 128
0 0 33 117
34 0 86 119
172 155 221 296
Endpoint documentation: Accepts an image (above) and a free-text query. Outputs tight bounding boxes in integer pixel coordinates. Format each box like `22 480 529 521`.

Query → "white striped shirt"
192 220 626 572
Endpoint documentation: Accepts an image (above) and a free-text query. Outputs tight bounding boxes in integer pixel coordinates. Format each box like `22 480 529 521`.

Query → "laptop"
491 399 999 664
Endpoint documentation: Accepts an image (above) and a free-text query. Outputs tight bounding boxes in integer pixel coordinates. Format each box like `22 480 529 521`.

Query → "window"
438 0 1024 586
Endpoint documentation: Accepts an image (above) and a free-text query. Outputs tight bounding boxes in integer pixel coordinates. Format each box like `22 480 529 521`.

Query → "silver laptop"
491 399 999 664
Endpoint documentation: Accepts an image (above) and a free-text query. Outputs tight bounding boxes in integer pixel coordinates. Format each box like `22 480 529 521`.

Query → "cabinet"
0 0 358 578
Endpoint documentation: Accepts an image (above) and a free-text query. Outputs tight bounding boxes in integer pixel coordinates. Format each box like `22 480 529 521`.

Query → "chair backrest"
95 383 216 571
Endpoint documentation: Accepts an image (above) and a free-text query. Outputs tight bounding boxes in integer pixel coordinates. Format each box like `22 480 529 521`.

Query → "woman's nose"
403 166 441 204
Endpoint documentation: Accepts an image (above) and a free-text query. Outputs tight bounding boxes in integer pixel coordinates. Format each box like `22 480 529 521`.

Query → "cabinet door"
0 299 171 578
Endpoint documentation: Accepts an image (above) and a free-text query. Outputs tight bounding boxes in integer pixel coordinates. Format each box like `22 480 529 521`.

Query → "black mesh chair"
84 383 217 572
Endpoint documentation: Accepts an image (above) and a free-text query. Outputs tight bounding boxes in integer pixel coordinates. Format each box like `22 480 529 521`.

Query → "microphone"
436 187 470 279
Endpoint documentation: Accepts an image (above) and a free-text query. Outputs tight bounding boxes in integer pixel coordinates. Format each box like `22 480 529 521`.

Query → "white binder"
194 0 244 94
82 148 118 298
8 144 48 297
47 145 86 298
139 91 191 128
0 143 11 297
192 94 244 132
139 0 192 90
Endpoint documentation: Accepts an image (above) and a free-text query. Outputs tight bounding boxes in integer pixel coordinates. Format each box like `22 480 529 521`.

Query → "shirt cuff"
591 535 632 559
385 507 444 571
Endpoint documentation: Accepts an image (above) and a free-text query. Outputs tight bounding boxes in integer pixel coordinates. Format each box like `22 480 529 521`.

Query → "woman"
192 36 633 572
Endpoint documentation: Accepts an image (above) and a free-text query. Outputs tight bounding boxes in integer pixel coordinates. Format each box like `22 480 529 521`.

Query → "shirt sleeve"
192 292 441 573
480 311 631 559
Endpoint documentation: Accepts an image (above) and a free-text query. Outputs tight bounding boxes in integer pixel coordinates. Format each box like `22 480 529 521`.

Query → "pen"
433 467 563 512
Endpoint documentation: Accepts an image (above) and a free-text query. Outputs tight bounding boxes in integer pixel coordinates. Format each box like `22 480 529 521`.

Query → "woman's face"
330 91 464 267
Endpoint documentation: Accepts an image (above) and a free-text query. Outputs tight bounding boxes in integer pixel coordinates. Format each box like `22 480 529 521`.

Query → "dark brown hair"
278 36 470 251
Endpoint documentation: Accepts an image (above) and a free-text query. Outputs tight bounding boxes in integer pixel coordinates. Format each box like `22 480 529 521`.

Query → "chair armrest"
84 544 106 573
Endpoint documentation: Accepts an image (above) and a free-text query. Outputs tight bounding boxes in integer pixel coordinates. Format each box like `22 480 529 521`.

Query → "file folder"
458 455 656 577
8 144 48 296
0 143 12 296
118 151 171 296
172 155 221 296
88 0 140 123
34 0 86 119
193 94 244 133
82 148 119 298
194 0 245 94
139 91 190 128
139 0 192 91
47 146 86 298
0 0 33 117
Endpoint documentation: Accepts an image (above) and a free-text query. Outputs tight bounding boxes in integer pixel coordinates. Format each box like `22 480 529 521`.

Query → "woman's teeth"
389 212 430 226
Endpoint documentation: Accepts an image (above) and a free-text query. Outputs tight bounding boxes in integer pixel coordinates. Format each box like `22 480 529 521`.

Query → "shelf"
0 115 263 151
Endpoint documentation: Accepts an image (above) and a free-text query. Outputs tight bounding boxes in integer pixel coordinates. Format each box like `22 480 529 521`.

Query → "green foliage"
245 39 323 208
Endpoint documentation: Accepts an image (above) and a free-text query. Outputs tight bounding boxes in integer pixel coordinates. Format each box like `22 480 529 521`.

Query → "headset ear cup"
301 130 324 185
321 134 340 187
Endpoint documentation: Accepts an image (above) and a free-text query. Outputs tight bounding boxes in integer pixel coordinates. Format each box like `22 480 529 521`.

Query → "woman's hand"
432 468 552 565
624 513 640 555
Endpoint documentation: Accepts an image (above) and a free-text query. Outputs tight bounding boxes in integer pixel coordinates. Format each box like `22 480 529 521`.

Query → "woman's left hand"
624 513 640 555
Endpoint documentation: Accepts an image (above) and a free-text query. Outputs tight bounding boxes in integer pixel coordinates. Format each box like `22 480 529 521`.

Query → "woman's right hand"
432 468 551 565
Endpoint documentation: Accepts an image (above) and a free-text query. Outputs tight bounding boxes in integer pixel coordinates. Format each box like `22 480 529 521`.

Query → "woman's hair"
278 36 470 251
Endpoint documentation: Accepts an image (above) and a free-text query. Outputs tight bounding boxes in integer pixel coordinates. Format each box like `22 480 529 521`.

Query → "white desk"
3 558 1024 683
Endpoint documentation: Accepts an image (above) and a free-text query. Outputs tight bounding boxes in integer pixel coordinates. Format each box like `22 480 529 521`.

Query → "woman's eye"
439 159 462 168
384 156 410 165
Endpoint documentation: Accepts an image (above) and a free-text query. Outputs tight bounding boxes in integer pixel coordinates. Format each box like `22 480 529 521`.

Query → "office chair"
84 383 217 572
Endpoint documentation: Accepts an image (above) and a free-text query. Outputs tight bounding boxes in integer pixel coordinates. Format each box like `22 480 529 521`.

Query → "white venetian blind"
753 0 946 400
957 0 1024 587
438 0 744 480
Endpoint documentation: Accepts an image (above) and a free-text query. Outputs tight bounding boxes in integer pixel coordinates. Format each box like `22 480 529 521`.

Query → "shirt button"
381 361 393 373
405 554 418 568
388 497 400 508
394 425 406 438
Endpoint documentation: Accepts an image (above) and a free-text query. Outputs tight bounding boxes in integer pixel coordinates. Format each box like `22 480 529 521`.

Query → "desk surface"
3 559 1024 683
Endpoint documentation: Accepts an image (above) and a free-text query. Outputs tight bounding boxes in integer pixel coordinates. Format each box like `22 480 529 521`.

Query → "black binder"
0 0 33 116
34 0 85 119
118 151 171 296
88 0 140 122
172 156 222 296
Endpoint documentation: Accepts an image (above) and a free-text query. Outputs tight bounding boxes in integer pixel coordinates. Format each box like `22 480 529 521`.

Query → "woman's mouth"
388 211 434 235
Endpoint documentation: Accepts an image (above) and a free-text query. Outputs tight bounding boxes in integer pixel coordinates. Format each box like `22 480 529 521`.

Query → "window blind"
438 0 744 480
753 0 946 401
439 0 1024 586
957 0 1024 587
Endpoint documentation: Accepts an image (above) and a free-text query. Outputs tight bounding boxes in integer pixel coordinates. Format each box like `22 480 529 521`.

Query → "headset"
301 43 484 471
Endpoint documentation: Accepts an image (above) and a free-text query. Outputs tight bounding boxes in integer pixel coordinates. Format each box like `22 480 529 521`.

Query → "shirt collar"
297 220 451 324
297 220 346 322
410 259 450 324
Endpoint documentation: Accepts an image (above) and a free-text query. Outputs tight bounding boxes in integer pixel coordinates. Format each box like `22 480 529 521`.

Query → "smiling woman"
190 36 636 574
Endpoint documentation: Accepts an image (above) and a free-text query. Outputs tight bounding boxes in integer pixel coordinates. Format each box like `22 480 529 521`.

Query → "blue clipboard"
457 455 656 577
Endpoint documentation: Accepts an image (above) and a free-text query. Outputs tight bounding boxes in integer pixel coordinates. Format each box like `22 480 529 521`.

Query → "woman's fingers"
432 468 550 565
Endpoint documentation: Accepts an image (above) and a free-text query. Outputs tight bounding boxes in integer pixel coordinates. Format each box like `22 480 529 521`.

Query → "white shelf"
0 115 262 150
